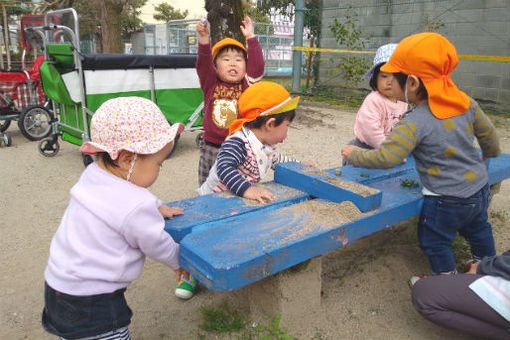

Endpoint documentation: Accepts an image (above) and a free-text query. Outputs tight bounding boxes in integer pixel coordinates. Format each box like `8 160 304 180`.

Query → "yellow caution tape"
292 46 510 63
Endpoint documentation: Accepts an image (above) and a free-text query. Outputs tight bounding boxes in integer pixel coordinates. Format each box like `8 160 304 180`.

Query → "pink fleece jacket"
353 91 408 148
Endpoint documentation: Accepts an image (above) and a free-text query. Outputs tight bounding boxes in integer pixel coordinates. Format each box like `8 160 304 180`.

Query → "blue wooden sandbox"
164 154 510 292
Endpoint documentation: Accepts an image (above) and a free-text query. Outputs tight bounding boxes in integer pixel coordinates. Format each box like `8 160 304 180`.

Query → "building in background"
318 0 510 112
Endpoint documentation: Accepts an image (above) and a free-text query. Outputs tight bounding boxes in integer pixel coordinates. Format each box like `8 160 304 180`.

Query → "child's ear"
265 117 276 129
117 150 135 171
408 75 421 92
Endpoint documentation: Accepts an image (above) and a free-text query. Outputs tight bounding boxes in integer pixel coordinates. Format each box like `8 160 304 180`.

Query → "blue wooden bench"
164 153 510 292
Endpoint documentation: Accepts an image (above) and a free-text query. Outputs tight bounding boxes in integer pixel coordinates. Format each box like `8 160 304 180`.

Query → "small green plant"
451 234 472 271
422 14 446 32
200 300 248 333
327 8 371 88
253 315 295 340
400 179 420 188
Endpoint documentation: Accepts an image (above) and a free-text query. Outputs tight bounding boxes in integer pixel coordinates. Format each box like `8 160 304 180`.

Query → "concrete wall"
318 0 510 112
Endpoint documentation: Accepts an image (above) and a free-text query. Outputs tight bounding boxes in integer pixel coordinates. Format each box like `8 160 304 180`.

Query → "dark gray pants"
412 274 510 339
198 137 220 186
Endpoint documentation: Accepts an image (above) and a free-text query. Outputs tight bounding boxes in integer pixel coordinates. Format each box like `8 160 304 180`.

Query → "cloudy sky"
139 0 205 23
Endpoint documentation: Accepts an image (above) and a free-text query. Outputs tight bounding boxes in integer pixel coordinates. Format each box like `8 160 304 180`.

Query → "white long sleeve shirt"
45 162 179 296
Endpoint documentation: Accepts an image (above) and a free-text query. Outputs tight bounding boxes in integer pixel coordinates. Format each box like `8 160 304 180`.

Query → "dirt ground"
1 101 509 339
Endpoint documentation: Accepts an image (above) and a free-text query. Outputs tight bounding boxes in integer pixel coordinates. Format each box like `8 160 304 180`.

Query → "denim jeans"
42 282 132 339
418 183 495 274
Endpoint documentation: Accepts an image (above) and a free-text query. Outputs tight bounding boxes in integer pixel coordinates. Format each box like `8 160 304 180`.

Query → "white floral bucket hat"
363 43 398 81
80 96 184 160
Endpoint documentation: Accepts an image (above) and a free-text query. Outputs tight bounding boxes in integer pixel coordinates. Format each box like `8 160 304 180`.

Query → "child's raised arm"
240 16 255 39
196 19 210 45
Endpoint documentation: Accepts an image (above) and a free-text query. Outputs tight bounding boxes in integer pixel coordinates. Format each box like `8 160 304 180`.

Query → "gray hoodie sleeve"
476 250 510 280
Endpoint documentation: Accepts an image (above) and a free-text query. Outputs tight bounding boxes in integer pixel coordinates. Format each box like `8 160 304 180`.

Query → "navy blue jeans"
42 282 132 339
418 183 495 273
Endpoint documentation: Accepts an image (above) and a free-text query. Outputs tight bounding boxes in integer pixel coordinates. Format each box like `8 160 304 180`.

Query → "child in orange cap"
195 16 265 187
198 81 313 203
42 97 189 339
342 33 500 282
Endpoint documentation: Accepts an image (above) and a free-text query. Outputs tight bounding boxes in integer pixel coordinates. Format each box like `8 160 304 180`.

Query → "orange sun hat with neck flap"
380 32 470 119
228 81 300 135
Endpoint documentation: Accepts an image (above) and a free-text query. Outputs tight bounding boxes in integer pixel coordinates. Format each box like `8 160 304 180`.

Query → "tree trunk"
97 0 126 53
1 3 10 69
205 0 244 46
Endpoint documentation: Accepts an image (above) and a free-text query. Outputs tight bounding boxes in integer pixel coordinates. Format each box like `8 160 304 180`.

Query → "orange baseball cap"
211 37 247 60
380 32 470 119
229 81 300 135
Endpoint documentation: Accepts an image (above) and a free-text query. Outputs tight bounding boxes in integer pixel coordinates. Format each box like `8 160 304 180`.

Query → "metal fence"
142 20 309 76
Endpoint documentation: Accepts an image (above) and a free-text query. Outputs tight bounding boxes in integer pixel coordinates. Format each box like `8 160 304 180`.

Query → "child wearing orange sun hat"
198 81 312 203
342 32 500 284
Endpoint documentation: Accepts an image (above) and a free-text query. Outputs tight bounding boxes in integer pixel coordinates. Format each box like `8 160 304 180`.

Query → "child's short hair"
228 81 300 135
212 37 247 61
368 64 383 91
245 110 296 130
393 72 428 99
214 46 247 64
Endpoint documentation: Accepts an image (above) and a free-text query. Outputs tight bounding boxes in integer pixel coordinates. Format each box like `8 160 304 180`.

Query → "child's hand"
341 145 359 160
159 205 184 219
466 261 479 274
301 161 316 167
196 19 210 43
174 267 190 282
242 186 275 204
240 16 255 39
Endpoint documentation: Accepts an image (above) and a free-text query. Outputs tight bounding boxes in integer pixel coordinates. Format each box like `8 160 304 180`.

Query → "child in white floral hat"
343 43 408 165
42 96 188 340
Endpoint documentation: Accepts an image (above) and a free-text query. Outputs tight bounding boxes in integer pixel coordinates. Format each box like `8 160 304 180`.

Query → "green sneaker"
175 275 197 300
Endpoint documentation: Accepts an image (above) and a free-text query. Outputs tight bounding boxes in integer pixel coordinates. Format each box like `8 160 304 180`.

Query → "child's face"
129 142 173 188
390 75 406 102
376 72 397 101
215 48 246 83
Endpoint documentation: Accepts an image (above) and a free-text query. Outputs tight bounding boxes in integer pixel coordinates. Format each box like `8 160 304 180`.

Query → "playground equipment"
35 8 203 164
0 14 52 141
164 154 510 323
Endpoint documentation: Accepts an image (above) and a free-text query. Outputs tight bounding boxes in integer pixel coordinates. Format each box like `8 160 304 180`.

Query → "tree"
96 0 126 53
244 3 273 36
1 0 34 69
153 3 188 23
36 0 147 53
205 0 245 45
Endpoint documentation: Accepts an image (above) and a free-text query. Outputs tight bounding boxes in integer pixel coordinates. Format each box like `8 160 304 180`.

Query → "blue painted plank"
175 153 510 291
179 174 423 291
274 162 382 212
164 182 308 242
485 153 510 185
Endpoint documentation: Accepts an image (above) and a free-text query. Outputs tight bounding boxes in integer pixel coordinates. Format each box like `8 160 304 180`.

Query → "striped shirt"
198 129 295 196
351 99 500 198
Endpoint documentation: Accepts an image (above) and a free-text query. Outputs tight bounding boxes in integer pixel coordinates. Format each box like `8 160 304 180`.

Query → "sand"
1 100 509 339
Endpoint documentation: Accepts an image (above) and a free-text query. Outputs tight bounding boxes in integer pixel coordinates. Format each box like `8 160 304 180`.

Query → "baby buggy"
36 8 204 165
0 14 53 142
